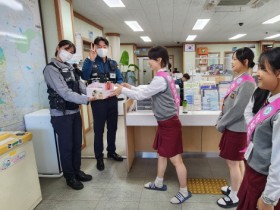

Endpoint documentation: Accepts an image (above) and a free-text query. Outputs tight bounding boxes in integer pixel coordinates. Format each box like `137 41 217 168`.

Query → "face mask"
96 48 108 58
59 49 73 62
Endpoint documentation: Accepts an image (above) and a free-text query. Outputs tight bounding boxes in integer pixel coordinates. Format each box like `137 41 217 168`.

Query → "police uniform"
43 58 88 180
82 56 123 160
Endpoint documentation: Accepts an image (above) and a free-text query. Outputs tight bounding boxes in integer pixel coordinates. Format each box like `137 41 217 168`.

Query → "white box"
86 82 114 99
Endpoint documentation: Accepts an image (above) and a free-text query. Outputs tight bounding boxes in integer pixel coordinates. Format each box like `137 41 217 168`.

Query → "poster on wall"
0 0 48 131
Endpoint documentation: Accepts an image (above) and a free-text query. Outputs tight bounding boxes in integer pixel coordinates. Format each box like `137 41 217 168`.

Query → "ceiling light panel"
263 15 280 24
229 34 247 40
125 21 144 32
192 19 210 30
186 35 197 41
103 0 125 7
140 36 151 42
264 34 280 39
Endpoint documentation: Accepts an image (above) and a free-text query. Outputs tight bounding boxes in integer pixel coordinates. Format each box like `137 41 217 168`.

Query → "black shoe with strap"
96 158 105 171
66 178 84 190
107 152 123 161
76 170 92 182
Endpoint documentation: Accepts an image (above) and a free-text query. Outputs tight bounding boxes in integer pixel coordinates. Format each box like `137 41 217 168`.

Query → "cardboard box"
86 82 114 99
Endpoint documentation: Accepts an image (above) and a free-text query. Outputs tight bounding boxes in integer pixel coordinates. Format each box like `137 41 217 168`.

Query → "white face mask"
59 49 73 62
96 48 108 58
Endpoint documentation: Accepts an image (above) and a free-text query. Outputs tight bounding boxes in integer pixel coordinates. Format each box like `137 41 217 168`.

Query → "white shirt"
244 94 254 125
122 73 167 100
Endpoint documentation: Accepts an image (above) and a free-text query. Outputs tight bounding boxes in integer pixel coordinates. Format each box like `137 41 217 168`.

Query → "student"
216 47 256 208
82 36 123 171
244 87 270 124
237 47 280 210
43 40 94 190
114 46 192 204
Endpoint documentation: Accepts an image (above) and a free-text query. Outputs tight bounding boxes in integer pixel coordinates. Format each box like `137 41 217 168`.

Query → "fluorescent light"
264 34 280 39
140 36 151 42
263 15 280 24
229 34 247 40
103 0 125 7
0 0 23 11
192 19 210 30
125 21 143 32
186 35 197 41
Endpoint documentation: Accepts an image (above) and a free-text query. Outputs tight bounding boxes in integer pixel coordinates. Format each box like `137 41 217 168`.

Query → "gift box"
86 82 114 99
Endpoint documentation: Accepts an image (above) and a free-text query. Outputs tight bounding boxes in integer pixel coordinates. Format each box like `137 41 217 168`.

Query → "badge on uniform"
110 73 116 79
230 93 235 99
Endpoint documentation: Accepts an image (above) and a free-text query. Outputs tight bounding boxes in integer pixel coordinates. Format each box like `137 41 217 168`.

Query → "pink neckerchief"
156 70 180 114
224 74 255 99
247 95 280 144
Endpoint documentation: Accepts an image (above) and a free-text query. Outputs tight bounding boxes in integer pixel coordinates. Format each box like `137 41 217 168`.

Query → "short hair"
94 36 109 46
183 73 190 80
148 46 169 68
55 40 76 56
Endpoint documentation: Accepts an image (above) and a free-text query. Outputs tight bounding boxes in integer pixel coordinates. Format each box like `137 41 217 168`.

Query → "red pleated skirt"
237 163 280 210
219 129 247 161
153 115 183 158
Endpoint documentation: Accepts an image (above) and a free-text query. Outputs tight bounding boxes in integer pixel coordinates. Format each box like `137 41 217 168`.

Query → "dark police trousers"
51 112 82 179
91 96 118 159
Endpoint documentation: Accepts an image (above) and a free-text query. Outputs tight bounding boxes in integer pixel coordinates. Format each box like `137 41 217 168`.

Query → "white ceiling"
72 0 280 46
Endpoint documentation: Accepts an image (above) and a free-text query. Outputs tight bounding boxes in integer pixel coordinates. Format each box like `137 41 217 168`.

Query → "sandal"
170 191 192 204
221 186 231 196
217 195 239 208
144 182 167 191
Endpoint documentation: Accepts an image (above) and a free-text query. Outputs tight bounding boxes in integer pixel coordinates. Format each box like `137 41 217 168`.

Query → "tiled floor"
35 116 236 210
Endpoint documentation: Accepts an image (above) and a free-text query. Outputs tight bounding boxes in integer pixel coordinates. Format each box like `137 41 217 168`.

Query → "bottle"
182 100 188 113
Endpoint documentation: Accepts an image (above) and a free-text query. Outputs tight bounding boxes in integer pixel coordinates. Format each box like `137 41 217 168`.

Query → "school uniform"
122 69 182 158
216 72 255 160
237 93 280 210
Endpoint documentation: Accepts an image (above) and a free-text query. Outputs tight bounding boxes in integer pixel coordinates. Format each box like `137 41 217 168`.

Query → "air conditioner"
206 0 270 8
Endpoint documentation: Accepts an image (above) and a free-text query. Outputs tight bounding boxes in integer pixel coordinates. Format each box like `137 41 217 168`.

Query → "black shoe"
107 152 123 161
96 159 105 171
76 170 92 182
66 178 84 190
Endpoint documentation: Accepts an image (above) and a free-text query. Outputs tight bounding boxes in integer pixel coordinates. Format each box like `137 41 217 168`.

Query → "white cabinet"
24 109 62 177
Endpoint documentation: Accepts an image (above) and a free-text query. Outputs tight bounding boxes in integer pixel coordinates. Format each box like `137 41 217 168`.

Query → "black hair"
258 47 280 75
252 87 270 114
234 47 255 68
55 40 76 56
148 46 169 68
168 63 172 69
94 36 109 46
183 73 190 80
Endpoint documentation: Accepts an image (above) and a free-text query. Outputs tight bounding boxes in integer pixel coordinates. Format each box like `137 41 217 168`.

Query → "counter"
124 101 222 171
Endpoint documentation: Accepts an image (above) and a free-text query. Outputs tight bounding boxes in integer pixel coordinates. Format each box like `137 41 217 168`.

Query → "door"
137 57 153 85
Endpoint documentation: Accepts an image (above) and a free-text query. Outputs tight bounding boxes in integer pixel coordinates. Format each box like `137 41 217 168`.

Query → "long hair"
252 88 270 114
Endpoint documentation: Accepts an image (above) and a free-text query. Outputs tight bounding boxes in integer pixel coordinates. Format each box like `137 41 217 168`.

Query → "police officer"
43 40 94 190
82 36 123 171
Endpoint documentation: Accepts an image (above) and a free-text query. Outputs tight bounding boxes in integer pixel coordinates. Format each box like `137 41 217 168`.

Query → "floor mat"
187 178 228 194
